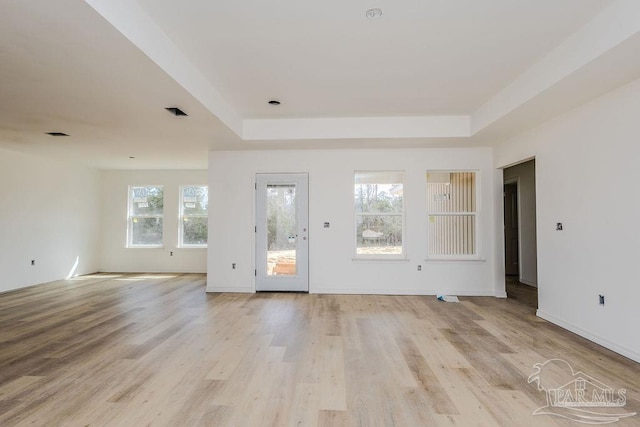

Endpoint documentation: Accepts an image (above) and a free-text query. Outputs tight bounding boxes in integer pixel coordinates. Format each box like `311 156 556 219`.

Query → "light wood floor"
0 274 638 426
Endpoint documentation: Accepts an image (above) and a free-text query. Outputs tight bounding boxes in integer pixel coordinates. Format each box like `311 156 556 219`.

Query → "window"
426 171 477 258
354 171 404 257
128 186 164 247
179 185 208 247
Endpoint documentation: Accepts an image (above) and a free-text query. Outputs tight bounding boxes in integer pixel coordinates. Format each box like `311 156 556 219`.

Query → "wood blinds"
426 172 476 256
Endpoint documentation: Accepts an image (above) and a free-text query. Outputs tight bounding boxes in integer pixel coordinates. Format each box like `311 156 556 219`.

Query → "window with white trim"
179 185 208 247
426 171 477 258
128 185 164 247
354 171 404 257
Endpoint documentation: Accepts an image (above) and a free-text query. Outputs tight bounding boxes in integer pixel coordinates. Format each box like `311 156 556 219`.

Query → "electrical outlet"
31 259 35 266
417 265 422 271
556 222 563 231
599 294 605 305
170 251 174 256
232 263 236 269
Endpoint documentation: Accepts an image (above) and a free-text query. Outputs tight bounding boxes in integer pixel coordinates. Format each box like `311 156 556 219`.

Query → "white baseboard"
206 284 507 298
537 310 640 364
99 269 207 274
206 286 254 293
310 287 499 297
519 278 537 287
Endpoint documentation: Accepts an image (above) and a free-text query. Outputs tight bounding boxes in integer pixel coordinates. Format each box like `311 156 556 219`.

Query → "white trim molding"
537 310 640 364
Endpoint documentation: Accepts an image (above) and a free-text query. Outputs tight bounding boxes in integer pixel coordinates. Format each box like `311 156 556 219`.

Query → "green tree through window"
180 186 208 246
354 172 404 256
129 186 164 246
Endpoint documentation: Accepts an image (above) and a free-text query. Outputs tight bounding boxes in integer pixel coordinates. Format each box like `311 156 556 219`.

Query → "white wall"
494 77 640 363
208 148 502 296
503 160 538 287
0 148 101 292
100 170 207 273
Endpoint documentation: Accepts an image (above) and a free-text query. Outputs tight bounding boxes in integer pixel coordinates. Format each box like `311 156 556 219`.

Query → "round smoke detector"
365 8 383 19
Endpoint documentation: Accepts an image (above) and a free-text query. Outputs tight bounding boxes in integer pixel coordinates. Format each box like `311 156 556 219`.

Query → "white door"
256 173 309 292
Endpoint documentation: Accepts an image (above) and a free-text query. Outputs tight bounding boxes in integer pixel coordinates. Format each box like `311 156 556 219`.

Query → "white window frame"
127 185 164 248
354 171 406 260
178 185 208 248
426 170 480 260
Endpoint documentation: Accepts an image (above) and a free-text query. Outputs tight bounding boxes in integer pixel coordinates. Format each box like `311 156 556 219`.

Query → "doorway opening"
503 159 538 311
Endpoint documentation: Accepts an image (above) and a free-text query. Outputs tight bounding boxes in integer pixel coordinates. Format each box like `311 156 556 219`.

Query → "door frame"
504 177 521 278
255 173 309 292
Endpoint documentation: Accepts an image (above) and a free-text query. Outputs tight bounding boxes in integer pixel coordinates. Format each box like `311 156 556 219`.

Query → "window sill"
177 246 208 249
425 257 485 262
126 245 164 249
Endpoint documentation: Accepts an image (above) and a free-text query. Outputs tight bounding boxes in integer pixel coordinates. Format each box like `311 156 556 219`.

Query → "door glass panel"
266 184 297 276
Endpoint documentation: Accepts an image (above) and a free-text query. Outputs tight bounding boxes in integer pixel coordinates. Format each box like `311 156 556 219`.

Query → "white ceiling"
135 0 609 118
1 0 639 169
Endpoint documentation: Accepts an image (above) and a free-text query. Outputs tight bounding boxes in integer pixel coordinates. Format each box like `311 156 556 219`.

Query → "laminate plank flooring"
0 274 638 426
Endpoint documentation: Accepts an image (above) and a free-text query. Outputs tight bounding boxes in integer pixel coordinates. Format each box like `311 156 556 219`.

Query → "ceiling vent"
165 107 188 116
45 132 69 136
